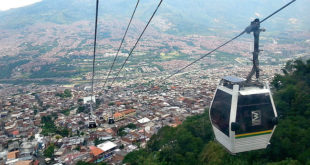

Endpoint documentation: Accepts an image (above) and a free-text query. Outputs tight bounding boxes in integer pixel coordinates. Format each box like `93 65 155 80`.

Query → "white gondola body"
88 120 97 128
209 76 278 154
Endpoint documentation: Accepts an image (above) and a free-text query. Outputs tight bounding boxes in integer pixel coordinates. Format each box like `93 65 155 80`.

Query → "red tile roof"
113 112 123 118
89 146 104 157
12 130 19 135
123 109 136 114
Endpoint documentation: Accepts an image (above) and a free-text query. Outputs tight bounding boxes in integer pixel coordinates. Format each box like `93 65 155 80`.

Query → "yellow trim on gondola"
235 130 273 138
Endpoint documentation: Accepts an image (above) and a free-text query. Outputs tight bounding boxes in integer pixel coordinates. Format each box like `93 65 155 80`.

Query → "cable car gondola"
108 117 115 124
88 113 97 128
88 100 97 128
88 120 97 128
209 16 285 154
209 76 278 154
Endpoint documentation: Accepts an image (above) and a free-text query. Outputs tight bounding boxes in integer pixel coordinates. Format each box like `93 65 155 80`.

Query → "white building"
83 96 96 104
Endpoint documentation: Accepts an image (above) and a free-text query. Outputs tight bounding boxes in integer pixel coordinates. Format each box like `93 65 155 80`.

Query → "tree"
78 98 83 103
56 89 72 98
120 144 125 149
28 135 35 141
64 89 72 97
123 149 149 165
75 146 81 151
44 144 55 158
200 141 227 165
33 109 38 115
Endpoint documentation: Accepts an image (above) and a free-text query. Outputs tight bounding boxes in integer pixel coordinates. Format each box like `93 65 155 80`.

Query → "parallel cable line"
90 0 99 115
109 0 163 87
102 0 140 89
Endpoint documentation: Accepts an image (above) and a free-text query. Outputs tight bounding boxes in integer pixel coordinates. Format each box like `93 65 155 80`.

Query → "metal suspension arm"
246 18 265 82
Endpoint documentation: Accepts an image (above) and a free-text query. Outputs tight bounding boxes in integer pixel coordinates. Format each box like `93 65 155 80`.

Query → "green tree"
123 149 149 165
33 109 38 115
44 144 55 158
56 89 72 98
199 141 228 165
64 89 72 97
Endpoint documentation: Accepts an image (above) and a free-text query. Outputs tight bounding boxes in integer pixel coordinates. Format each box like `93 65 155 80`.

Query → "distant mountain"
0 0 309 34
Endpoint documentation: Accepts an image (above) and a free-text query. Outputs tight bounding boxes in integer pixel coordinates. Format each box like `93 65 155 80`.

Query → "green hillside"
123 59 310 165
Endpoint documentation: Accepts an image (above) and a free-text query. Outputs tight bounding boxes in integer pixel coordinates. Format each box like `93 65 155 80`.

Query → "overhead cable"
158 0 296 84
90 0 99 113
110 0 163 87
102 0 140 89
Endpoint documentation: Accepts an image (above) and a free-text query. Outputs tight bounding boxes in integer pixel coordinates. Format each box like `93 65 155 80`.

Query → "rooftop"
97 141 117 152
7 150 19 159
89 146 104 157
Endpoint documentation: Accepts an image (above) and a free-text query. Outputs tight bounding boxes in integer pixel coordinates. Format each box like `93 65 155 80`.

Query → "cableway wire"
90 0 99 115
102 0 140 89
260 0 296 24
109 0 163 87
158 0 296 84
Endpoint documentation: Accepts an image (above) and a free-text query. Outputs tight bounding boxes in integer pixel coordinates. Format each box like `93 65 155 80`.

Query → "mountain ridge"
1 0 309 34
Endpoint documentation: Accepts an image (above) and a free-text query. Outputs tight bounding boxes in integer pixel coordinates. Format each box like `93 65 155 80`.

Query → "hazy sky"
0 0 42 11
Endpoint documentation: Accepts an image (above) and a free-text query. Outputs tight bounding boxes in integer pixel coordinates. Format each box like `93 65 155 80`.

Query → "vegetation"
29 57 79 79
117 123 137 137
77 106 89 114
60 109 71 116
94 138 107 146
56 89 72 98
41 115 71 137
44 143 55 158
123 59 310 165
0 59 30 79
60 106 76 116
33 109 38 115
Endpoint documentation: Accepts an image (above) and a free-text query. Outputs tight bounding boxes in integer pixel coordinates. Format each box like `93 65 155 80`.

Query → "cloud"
0 0 42 11
288 18 298 24
213 18 220 23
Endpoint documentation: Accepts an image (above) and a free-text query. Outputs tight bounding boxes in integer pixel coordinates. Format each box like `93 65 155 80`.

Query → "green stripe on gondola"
235 130 273 139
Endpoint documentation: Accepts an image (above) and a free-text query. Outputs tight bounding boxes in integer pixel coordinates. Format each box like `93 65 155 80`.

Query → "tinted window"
235 94 275 135
210 89 232 136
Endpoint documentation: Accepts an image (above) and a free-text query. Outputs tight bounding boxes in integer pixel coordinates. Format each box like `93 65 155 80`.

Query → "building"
89 146 104 163
113 109 136 121
93 141 117 162
83 96 96 104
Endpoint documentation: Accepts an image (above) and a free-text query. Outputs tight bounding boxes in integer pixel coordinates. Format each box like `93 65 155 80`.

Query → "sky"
0 0 42 11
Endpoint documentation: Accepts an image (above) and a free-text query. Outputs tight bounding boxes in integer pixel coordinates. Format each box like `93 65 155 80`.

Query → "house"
89 146 104 163
20 142 37 157
15 160 33 165
93 141 118 162
8 141 19 152
113 109 136 121
7 150 19 160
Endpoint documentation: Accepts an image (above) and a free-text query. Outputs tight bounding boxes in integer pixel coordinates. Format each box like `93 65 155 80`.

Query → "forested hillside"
123 59 310 165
